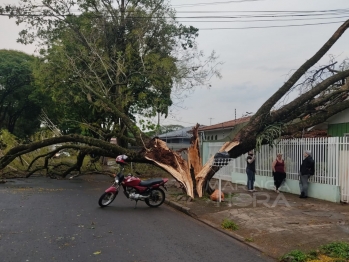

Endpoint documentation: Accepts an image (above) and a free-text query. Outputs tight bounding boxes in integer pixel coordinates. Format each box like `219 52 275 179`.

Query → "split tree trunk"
144 124 242 198
143 19 349 198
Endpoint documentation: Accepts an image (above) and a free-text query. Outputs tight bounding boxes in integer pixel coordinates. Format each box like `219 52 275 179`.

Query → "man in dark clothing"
246 150 256 192
299 150 315 198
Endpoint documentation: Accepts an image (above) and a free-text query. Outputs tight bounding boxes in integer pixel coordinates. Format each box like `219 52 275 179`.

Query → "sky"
1 0 349 128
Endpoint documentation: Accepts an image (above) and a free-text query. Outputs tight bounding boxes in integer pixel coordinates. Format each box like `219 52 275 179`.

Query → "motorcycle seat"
139 178 164 187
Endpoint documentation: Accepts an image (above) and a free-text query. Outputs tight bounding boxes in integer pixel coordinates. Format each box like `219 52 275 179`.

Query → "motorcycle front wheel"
98 192 117 207
145 188 165 207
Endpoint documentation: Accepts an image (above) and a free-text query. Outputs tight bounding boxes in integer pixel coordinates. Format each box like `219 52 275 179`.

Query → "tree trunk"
142 19 349 198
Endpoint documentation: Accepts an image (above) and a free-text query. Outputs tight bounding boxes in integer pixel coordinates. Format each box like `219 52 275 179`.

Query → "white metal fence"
338 137 349 203
207 137 349 203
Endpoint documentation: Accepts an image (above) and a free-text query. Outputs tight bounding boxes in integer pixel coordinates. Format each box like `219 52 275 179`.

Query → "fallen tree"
141 19 349 198
0 1 349 198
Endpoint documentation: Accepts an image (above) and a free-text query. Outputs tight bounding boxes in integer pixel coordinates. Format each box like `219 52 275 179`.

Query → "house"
200 109 349 203
199 107 349 142
325 108 349 137
304 108 349 138
157 126 194 144
198 116 251 142
157 126 201 159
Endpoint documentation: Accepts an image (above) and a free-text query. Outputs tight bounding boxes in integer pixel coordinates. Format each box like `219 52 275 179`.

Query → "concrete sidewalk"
165 180 349 260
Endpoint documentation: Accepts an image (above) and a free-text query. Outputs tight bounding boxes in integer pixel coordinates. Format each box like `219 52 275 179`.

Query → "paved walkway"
165 180 349 260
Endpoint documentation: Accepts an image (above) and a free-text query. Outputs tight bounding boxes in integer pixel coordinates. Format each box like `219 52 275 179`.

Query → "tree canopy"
3 0 220 145
0 49 45 138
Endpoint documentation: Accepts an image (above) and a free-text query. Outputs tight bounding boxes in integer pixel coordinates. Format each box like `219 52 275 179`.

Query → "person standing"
246 150 256 192
299 150 315 198
272 153 286 193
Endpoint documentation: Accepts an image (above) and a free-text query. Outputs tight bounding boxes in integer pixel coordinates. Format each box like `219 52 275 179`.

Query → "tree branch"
273 69 349 121
253 19 349 118
0 134 131 170
283 100 349 135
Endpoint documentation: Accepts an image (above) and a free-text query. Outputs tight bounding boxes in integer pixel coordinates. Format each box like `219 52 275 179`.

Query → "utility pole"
209 118 214 125
156 112 160 136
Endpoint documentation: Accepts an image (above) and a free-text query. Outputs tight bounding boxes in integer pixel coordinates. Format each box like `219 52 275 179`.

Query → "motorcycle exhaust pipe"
129 193 150 200
139 195 150 200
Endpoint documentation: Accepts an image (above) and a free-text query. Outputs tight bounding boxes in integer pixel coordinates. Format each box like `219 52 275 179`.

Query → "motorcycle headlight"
115 178 119 183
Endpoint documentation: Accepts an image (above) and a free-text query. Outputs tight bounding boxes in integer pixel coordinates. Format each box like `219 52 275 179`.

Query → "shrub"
221 219 239 231
280 250 308 262
320 242 349 260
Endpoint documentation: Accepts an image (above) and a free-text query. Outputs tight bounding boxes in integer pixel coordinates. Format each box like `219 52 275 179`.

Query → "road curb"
165 199 274 260
164 199 198 219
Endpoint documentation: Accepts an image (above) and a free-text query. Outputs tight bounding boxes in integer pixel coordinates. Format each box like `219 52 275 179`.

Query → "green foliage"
280 242 349 262
306 250 319 261
0 129 17 153
29 0 193 134
320 242 349 259
0 129 49 174
280 250 309 262
200 193 211 201
0 50 46 138
33 44 111 137
4 0 220 147
255 123 283 151
221 219 239 231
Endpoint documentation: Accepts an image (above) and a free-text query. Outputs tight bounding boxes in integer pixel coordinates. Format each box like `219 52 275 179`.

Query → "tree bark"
255 19 349 118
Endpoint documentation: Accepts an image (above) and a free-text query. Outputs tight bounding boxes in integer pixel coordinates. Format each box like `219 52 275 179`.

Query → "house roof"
158 126 194 138
198 116 251 132
282 130 328 139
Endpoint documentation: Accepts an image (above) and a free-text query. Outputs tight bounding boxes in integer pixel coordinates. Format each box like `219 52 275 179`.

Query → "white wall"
229 172 341 203
203 128 233 141
327 108 349 124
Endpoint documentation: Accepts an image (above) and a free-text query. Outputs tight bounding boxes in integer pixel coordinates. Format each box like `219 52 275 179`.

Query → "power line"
175 11 349 19
1 6 348 19
0 7 348 31
177 15 349 23
173 8 349 14
172 0 265 8
198 20 347 30
172 12 349 18
1 11 348 19
15 6 349 13
61 7 349 15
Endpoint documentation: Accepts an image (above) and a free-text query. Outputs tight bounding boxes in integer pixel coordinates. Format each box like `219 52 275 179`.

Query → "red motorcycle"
98 155 168 208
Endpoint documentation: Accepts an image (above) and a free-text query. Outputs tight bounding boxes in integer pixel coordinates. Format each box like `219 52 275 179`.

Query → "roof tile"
198 116 251 131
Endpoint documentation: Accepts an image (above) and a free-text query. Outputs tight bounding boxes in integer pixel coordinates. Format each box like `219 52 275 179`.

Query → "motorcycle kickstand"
134 200 138 209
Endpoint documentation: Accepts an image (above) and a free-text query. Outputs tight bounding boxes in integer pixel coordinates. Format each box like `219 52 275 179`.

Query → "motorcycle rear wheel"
98 192 117 207
145 188 165 207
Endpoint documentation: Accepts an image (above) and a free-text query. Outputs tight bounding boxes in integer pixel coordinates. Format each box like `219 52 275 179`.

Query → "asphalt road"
0 176 272 262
